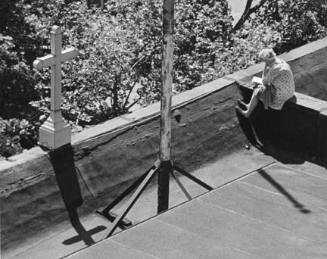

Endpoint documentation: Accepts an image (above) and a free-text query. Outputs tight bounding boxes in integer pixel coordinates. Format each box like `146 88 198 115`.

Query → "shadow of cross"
33 25 79 150
62 220 106 246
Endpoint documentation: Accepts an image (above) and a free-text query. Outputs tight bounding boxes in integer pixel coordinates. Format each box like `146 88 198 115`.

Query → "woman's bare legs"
237 90 259 118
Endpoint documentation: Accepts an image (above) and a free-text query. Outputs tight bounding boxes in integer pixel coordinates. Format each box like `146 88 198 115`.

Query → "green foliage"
0 34 37 119
1 0 327 158
0 117 39 158
250 0 327 52
32 1 162 125
173 0 233 91
212 23 281 77
130 0 235 100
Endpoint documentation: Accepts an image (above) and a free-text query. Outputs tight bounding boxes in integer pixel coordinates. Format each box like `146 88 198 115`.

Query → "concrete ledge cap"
295 92 327 112
0 77 234 171
320 108 327 116
72 77 234 144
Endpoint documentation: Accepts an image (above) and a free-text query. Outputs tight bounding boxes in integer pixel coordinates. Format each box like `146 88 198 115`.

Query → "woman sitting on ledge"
237 48 295 118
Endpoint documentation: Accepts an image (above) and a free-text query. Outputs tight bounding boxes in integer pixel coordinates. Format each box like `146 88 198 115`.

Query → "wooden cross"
33 25 79 149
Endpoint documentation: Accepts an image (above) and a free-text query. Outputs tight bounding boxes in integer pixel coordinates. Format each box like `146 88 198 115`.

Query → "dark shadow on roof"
49 144 106 246
236 83 321 166
257 168 311 214
236 104 307 165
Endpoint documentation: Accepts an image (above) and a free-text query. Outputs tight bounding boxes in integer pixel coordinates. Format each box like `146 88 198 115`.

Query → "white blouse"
259 58 295 110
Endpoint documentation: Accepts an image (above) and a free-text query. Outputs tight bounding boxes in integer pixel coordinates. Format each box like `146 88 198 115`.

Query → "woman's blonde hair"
259 48 276 61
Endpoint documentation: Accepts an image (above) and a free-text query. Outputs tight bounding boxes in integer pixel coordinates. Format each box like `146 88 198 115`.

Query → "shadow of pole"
49 144 98 246
258 169 311 214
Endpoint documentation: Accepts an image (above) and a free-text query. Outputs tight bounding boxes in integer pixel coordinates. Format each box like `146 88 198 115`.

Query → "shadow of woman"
236 94 307 165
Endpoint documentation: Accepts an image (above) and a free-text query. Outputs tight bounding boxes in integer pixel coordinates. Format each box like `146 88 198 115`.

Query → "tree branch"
125 99 139 111
233 0 268 31
122 78 138 110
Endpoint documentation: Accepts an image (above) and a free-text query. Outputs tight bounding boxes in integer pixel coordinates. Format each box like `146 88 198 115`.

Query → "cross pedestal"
33 26 79 150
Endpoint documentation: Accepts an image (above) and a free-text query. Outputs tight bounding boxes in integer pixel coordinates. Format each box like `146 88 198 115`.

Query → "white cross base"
38 113 71 150
33 26 78 150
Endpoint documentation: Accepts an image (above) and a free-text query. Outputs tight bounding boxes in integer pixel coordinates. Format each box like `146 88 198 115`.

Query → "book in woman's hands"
252 76 263 85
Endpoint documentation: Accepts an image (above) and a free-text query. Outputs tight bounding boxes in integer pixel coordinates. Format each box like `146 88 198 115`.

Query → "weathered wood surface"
157 0 175 213
159 0 174 161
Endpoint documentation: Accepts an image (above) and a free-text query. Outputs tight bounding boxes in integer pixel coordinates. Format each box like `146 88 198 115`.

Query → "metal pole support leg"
157 160 172 213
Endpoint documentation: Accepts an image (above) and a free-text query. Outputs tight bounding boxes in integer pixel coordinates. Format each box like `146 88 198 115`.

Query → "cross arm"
61 47 79 62
33 47 79 70
33 54 54 70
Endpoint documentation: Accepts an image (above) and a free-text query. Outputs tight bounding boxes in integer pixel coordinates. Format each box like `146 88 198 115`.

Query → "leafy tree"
173 0 233 90
232 0 268 31
237 0 327 52
3 0 323 157
0 34 37 119
0 0 75 155
132 0 235 100
30 1 163 125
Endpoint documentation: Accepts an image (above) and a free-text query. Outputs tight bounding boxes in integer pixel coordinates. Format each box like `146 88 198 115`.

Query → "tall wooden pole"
158 0 175 213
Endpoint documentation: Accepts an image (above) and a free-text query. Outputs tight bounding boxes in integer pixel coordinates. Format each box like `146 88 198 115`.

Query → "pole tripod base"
95 210 132 229
98 160 213 239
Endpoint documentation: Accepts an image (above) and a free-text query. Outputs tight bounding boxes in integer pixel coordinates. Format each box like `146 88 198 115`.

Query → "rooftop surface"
6 146 274 259
67 159 327 259
6 144 327 259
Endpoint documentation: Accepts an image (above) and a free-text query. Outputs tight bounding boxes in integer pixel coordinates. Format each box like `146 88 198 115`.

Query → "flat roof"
67 161 327 259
